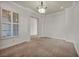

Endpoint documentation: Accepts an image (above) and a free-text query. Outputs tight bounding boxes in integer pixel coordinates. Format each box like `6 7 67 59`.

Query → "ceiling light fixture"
60 6 64 9
37 1 47 14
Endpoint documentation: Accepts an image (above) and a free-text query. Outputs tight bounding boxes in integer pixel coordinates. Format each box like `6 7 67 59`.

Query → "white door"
30 17 38 36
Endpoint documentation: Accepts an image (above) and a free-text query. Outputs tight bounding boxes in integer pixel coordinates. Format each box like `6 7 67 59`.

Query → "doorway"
30 17 38 38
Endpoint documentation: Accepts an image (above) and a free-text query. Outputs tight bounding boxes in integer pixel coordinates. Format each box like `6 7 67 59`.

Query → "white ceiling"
13 1 73 15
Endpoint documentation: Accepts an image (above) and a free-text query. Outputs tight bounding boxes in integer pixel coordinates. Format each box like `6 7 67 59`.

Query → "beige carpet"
0 37 78 57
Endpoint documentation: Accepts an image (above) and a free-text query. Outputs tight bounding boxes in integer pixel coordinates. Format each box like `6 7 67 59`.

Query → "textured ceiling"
13 1 73 15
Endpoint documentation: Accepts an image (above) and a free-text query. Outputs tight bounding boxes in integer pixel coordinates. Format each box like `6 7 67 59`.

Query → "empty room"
0 1 79 57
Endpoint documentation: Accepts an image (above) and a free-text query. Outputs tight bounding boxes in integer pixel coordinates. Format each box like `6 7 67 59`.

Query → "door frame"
29 16 39 36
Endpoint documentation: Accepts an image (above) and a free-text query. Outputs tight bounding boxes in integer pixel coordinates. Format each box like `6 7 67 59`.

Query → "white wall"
0 2 38 49
44 11 66 40
38 11 68 41
71 2 79 56
38 2 79 55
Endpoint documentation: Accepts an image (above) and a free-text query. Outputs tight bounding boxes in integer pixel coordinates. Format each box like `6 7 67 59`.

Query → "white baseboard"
73 43 79 56
0 38 31 50
39 35 74 43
